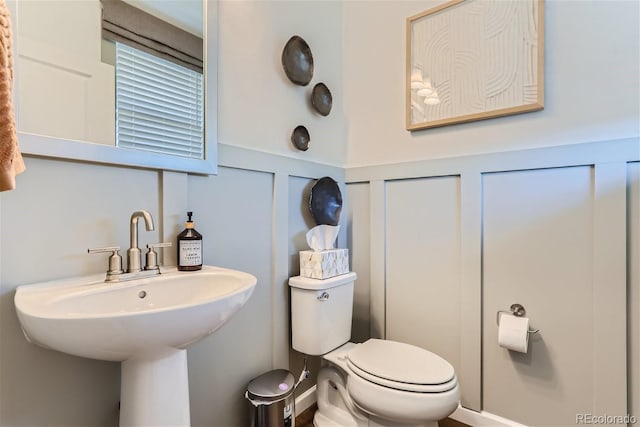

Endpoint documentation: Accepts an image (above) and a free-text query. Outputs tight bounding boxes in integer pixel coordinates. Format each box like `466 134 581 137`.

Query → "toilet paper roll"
498 314 530 353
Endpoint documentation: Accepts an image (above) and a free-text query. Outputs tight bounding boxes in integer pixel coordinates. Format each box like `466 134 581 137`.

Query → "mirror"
10 0 217 174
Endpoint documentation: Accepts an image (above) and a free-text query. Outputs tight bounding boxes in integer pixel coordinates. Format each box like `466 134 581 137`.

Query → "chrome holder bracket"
496 303 540 334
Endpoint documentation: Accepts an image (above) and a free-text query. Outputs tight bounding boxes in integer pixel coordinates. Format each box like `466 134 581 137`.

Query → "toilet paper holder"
496 303 540 334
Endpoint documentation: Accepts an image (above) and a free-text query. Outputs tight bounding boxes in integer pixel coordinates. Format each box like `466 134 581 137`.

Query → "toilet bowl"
314 340 460 427
288 273 460 426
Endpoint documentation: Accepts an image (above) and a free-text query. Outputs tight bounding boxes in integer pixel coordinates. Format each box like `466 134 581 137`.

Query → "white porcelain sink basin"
14 265 257 426
15 265 256 362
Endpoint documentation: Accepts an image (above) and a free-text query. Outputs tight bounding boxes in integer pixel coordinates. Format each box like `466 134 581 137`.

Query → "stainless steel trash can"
246 369 296 427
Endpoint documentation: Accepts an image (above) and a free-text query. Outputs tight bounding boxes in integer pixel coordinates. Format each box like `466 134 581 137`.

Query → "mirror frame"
10 0 217 175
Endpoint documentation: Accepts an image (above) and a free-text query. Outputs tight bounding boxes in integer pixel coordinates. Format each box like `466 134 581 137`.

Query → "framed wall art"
406 0 544 131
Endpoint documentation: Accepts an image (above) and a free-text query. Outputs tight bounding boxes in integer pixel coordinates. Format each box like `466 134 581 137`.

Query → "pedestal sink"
14 265 257 426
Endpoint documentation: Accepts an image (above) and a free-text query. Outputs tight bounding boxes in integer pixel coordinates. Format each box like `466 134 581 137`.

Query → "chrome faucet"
88 210 172 282
127 210 155 273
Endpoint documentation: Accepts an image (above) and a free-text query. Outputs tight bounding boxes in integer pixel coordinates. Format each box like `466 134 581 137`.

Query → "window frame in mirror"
10 0 217 175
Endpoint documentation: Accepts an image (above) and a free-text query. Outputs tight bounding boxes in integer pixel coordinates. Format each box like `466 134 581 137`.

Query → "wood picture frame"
406 0 544 131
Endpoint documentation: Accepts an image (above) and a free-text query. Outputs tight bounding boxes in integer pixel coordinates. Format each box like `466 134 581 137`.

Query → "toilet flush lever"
318 292 330 301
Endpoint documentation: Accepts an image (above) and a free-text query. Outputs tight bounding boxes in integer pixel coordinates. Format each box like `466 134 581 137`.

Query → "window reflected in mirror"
115 42 204 159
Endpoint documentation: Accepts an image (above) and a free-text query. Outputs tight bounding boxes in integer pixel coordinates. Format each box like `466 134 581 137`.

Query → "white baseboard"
295 384 317 415
451 405 527 427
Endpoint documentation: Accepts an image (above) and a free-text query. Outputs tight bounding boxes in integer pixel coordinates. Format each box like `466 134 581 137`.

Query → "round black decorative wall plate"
282 36 314 86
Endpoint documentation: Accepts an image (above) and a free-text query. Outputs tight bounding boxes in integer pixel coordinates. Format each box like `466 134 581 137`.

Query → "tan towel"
0 0 24 192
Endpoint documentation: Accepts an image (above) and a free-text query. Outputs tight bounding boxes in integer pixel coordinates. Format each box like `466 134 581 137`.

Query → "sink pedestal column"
120 349 190 427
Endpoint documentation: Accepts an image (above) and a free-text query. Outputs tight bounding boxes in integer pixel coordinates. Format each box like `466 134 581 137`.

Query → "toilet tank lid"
289 272 357 290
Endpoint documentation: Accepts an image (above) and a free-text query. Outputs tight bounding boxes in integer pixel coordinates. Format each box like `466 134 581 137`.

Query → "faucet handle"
88 246 124 275
145 242 173 271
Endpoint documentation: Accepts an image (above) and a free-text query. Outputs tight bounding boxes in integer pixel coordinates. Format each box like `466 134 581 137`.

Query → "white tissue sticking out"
306 225 340 251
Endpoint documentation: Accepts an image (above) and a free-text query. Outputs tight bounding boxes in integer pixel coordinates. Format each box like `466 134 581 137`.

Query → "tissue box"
299 249 349 279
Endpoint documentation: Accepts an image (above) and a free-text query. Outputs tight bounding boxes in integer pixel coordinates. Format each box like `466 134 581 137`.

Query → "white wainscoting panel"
345 138 639 421
346 183 371 343
385 177 462 381
629 162 640 423
459 171 483 409
16 0 115 145
369 180 387 339
483 166 602 425
592 162 628 417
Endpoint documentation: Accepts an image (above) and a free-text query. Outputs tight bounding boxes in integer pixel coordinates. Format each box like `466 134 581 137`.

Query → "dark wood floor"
295 404 315 427
295 405 469 427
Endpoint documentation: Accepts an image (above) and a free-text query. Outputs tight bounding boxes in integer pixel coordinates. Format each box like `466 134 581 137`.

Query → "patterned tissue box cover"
299 249 349 279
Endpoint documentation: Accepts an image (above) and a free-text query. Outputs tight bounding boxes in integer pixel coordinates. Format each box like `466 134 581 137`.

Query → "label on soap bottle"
179 240 202 266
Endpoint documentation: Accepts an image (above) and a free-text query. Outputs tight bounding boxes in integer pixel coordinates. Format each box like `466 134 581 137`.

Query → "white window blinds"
115 43 204 159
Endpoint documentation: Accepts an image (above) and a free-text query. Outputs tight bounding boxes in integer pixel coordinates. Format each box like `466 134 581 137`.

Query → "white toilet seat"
346 339 457 392
346 359 457 393
340 339 460 424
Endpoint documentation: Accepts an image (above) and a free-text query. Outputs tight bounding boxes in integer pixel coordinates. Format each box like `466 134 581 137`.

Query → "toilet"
289 272 460 427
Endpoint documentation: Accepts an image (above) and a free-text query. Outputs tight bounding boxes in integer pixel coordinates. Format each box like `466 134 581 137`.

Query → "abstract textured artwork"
406 0 544 131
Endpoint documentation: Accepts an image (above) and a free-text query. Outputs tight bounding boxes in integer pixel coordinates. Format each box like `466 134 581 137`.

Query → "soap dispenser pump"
177 211 203 271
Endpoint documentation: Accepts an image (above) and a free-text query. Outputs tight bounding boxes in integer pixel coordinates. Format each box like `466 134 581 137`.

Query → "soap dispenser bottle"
177 211 203 271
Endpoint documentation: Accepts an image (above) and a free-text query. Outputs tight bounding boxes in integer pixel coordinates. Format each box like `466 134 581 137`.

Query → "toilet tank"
289 272 357 356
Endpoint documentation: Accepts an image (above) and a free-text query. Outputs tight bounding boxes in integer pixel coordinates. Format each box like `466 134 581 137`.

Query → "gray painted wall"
1 0 347 425
345 139 638 425
187 166 274 426
0 157 152 426
343 0 639 167
2 0 638 426
2 143 635 427
0 148 344 427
